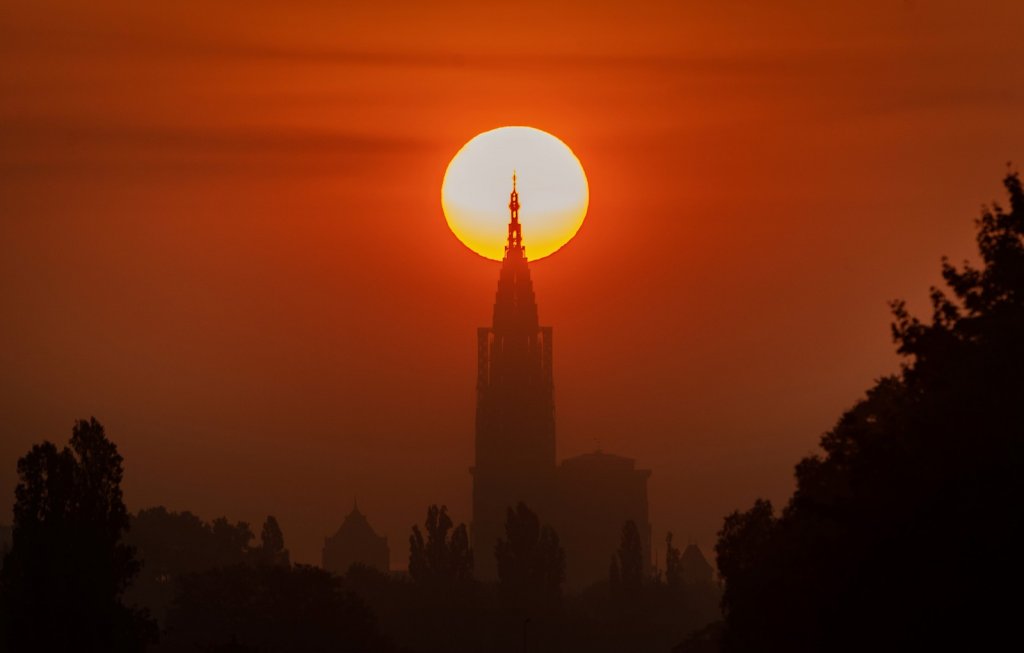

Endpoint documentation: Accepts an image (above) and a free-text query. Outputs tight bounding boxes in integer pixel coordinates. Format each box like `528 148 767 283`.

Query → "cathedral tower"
471 174 556 578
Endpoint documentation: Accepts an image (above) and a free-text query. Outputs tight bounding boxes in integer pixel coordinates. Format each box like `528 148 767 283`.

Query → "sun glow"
441 126 589 261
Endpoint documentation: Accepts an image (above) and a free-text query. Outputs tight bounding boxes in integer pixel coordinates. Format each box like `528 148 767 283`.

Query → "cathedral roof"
681 543 713 572
327 502 385 543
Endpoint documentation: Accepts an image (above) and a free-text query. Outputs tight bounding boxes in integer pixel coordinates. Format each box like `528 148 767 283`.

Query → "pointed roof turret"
681 543 715 584
322 501 390 574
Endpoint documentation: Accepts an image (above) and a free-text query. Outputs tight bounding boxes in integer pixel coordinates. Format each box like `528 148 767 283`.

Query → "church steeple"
506 171 523 257
472 174 556 579
492 172 539 335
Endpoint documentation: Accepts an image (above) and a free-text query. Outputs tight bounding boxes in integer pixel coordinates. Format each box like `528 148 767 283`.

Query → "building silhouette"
471 176 651 587
680 542 715 586
472 173 557 579
557 451 652 589
322 502 390 574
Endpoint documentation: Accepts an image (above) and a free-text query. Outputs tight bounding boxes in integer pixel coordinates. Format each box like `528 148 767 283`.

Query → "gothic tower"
471 174 556 579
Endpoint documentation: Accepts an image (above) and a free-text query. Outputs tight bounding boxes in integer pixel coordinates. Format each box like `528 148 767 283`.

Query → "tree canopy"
162 563 390 653
665 532 682 590
494 502 565 609
408 504 473 589
0 418 156 652
715 171 1024 652
253 515 290 567
126 506 290 622
610 520 644 599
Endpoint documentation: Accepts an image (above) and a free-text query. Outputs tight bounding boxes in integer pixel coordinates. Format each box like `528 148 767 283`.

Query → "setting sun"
441 126 589 261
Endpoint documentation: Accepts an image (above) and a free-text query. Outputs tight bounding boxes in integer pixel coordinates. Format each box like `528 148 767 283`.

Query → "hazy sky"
2 0 1023 567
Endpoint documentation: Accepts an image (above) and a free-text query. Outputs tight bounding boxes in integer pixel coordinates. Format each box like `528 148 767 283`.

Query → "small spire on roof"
506 170 523 254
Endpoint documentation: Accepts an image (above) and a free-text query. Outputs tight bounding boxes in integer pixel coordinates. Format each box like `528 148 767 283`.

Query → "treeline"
680 172 1024 652
0 419 383 653
354 503 719 652
0 420 718 653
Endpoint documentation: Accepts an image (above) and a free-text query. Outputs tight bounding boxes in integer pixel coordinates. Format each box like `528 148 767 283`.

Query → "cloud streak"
0 119 434 178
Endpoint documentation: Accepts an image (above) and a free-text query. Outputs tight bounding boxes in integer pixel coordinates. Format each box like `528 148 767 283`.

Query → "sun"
441 126 589 261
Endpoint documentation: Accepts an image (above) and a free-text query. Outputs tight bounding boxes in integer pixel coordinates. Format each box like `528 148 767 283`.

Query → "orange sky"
2 0 1023 567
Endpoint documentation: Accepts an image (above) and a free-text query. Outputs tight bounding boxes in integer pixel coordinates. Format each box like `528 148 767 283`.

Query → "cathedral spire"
474 168 554 580
506 171 523 257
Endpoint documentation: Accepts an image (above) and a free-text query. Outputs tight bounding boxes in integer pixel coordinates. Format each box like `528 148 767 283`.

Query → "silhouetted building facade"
322 503 390 574
471 178 650 586
680 542 715 586
557 451 652 589
472 174 557 579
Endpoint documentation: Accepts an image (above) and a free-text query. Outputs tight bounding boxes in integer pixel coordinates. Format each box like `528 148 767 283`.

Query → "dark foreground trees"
338 505 718 653
126 508 287 624
129 507 391 652
494 502 565 610
162 563 390 653
609 519 644 600
0 418 156 652
0 419 719 653
408 504 473 589
599 521 721 653
252 515 290 567
714 171 1024 652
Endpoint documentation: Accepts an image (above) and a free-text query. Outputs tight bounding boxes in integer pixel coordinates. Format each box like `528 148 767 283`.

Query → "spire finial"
506 170 522 255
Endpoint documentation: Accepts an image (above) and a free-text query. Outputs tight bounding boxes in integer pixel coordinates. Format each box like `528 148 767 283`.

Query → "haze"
2 0 1023 567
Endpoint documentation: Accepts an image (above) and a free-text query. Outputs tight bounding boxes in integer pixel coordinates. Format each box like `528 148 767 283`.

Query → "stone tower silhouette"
471 174 556 579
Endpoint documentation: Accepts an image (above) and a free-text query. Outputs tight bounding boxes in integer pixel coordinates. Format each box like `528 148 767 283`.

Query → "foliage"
342 559 720 653
673 622 725 653
161 563 391 653
408 504 473 589
125 506 256 623
0 418 157 652
714 171 1024 652
0 525 9 568
665 532 682 590
609 520 644 599
252 515 290 567
494 502 566 609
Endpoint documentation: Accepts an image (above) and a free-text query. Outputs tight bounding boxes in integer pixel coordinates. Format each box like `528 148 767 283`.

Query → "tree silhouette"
408 504 473 588
162 563 390 652
210 516 255 567
0 524 10 567
610 520 644 599
126 506 259 623
494 502 566 608
252 515 290 567
665 532 682 590
0 418 156 651
714 171 1024 652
